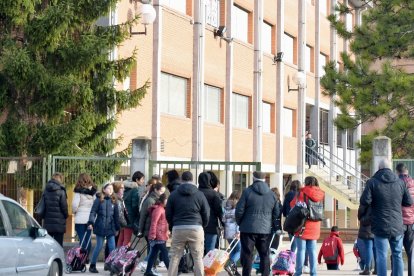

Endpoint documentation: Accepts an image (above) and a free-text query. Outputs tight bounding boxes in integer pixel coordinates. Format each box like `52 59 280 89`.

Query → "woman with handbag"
289 176 324 276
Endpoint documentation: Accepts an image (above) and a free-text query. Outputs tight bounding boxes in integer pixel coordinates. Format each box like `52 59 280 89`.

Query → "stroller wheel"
81 265 86 273
65 265 73 274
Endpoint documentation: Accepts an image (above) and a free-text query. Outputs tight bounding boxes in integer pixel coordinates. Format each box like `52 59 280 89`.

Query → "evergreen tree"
321 0 414 165
0 0 148 158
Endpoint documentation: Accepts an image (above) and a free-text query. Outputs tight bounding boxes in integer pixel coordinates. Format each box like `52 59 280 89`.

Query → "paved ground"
76 242 400 276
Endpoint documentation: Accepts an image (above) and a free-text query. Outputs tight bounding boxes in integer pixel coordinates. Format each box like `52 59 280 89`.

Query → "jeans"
294 238 317 276
289 233 297 252
227 238 241 264
240 233 271 276
145 241 169 273
204 233 218 255
403 224 414 276
362 238 374 271
168 228 204 276
75 224 92 254
374 235 404 276
326 263 339 270
91 235 115 265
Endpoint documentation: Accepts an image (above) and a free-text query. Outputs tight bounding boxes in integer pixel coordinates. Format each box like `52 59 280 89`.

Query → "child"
144 193 170 276
318 226 345 270
223 190 241 276
87 183 120 273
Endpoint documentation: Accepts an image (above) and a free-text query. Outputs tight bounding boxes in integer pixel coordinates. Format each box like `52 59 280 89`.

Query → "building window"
347 128 355 149
283 33 295 64
319 53 327 77
346 13 353 32
232 5 249 43
233 172 248 191
205 0 219 28
282 107 294 137
337 129 343 147
262 21 273 54
320 109 329 144
161 0 186 14
232 93 249 129
204 85 222 123
320 0 327 14
263 102 272 133
306 45 313 73
161 72 188 117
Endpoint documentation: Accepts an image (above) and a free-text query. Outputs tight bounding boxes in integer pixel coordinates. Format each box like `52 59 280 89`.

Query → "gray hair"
378 159 391 170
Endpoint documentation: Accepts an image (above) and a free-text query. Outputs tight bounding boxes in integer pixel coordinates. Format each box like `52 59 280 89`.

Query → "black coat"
282 190 297 217
357 204 374 240
360 168 413 238
166 183 210 229
236 180 280 234
198 172 224 234
88 196 120 237
43 179 68 233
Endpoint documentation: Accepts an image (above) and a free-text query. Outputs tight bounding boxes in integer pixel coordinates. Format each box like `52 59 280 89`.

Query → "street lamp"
130 2 156 36
288 70 306 92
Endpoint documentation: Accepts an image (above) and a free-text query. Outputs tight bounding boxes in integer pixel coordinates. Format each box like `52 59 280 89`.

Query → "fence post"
131 137 151 179
372 136 392 174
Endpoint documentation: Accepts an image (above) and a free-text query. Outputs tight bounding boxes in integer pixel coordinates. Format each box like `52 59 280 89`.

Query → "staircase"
305 146 369 210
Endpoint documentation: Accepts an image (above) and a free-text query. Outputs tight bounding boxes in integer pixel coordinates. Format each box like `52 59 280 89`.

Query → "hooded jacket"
223 199 239 239
318 231 345 265
123 180 140 228
72 186 96 224
360 168 413 238
198 172 224 234
400 174 414 225
235 180 280 234
357 204 374 240
88 195 120 237
148 204 169 241
138 191 159 236
166 183 210 228
43 179 68 233
290 185 325 240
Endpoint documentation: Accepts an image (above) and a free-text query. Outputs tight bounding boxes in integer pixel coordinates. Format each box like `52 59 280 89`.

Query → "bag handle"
226 238 240 254
80 229 92 250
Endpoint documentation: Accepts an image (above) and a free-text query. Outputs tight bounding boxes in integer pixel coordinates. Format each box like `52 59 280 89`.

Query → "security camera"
214 26 227 38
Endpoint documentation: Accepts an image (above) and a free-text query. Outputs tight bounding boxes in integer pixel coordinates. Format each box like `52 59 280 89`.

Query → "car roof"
0 193 19 204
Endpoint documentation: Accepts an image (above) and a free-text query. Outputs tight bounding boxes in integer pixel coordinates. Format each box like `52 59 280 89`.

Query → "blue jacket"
88 196 120 237
235 180 280 234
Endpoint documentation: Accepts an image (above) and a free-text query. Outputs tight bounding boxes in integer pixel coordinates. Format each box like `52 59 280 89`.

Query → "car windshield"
2 200 37 237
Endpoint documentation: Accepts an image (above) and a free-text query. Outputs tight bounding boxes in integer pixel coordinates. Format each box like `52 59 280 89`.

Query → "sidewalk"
80 242 398 276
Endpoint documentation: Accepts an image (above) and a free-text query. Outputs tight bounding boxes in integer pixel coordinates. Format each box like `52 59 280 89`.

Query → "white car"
0 193 65 275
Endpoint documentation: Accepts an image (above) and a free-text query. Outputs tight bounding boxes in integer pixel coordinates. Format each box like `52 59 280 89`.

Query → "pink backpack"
272 250 296 275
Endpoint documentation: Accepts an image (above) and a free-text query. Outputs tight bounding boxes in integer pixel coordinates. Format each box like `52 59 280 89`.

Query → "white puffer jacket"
72 190 96 224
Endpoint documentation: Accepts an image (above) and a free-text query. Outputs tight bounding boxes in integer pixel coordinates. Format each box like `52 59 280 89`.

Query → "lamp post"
130 1 156 35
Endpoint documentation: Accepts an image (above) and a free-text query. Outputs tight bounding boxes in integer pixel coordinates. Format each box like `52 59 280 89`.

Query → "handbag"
34 194 45 217
304 194 324 221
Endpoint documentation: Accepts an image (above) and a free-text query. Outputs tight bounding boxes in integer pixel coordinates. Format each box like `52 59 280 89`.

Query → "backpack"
178 246 194 273
321 236 338 261
304 194 324 221
272 250 296 275
283 201 309 234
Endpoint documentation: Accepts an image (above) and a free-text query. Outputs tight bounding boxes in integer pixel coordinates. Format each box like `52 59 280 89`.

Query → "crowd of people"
38 157 414 276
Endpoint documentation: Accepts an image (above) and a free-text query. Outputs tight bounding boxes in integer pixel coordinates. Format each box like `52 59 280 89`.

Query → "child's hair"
227 190 241 208
331 225 339 232
99 183 117 203
155 193 168 205
112 181 124 194
149 182 164 193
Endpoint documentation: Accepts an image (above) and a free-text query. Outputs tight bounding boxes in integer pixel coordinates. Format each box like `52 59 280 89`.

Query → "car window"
2 201 32 237
0 206 6 236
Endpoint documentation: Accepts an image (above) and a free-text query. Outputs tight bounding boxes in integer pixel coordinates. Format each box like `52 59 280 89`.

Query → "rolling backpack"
272 250 296 275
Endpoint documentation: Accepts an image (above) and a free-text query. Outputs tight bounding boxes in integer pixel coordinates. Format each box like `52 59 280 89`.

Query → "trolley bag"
65 231 92 273
104 244 129 271
110 236 147 276
272 237 296 276
204 239 240 276
252 233 279 274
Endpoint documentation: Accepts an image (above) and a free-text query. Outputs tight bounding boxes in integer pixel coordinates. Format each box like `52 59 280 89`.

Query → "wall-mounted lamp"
213 25 233 43
288 70 306 92
273 52 284 63
130 3 156 36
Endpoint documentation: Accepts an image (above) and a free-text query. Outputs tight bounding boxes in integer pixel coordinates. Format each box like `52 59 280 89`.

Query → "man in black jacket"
236 171 279 276
360 159 413 276
43 172 68 246
166 171 210 276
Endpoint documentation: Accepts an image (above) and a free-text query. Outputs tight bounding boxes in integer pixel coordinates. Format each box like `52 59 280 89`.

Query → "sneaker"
138 261 148 272
359 270 371 275
303 265 310 274
157 261 166 268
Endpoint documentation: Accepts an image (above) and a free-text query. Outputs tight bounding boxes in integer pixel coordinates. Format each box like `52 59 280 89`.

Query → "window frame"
262 21 273 54
204 84 222 124
282 107 294 137
232 5 249 43
160 72 189 118
319 109 329 145
161 0 187 14
232 93 250 129
262 101 273 133
283 33 295 65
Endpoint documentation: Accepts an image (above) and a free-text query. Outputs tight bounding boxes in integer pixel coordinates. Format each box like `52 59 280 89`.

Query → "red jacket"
318 232 345 265
289 186 325 240
148 204 169 241
400 174 414 225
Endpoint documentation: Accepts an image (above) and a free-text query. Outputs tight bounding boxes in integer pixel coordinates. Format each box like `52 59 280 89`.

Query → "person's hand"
88 225 93 230
234 232 240 239
137 232 143 238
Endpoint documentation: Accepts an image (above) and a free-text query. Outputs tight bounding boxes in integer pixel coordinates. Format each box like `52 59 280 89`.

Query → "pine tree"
0 0 148 158
321 0 414 166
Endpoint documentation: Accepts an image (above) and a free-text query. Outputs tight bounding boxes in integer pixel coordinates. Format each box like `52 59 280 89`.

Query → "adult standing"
166 171 210 276
235 171 279 276
43 172 68 246
290 176 325 276
166 170 180 193
198 171 224 254
72 173 97 257
396 163 414 276
360 159 412 276
123 171 143 240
